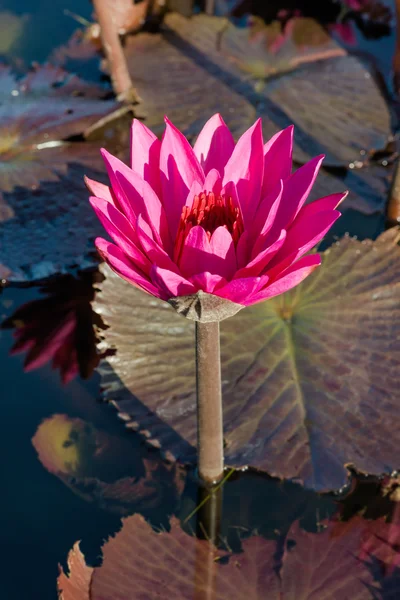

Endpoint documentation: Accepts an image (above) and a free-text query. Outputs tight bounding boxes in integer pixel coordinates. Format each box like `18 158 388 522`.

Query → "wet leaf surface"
94 228 400 491
32 414 186 515
0 65 122 282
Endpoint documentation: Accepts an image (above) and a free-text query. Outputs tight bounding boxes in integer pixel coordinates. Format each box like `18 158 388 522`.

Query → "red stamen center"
174 191 243 262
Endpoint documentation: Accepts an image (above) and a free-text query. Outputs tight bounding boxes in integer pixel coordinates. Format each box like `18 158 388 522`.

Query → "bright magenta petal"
249 180 284 259
204 168 222 196
89 197 151 274
130 118 161 196
261 125 293 198
150 265 196 298
268 210 340 277
295 192 347 220
193 113 235 176
276 155 325 230
84 176 116 206
245 254 321 305
101 148 139 221
189 271 226 293
222 119 264 225
116 170 170 249
214 276 261 304
179 225 236 280
235 229 286 278
136 214 180 274
160 117 205 236
95 238 163 298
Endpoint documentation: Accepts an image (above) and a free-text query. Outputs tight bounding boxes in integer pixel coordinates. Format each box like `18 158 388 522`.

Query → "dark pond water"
0 0 399 598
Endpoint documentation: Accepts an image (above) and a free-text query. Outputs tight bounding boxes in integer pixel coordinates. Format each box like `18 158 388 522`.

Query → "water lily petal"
150 265 196 298
235 229 286 278
116 170 170 249
193 113 235 176
204 168 222 196
189 271 226 293
89 197 151 273
130 118 162 196
95 238 162 298
222 118 264 225
136 214 179 273
84 176 116 206
179 225 236 280
296 192 347 219
245 254 321 305
268 210 341 277
249 180 284 259
160 117 205 236
262 126 293 198
214 276 261 304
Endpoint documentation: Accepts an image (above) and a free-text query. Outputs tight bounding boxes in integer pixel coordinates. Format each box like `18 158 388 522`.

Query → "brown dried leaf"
94 229 400 491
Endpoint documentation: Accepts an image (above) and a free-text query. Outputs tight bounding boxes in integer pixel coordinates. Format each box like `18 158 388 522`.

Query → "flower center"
174 191 243 261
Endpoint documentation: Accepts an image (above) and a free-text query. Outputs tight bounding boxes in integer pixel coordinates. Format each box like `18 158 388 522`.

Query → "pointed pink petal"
275 155 325 231
179 226 236 280
136 214 180 274
210 226 236 279
101 149 139 221
267 210 340 277
184 180 204 208
84 176 116 206
235 229 286 278
130 118 161 196
95 238 163 298
116 170 170 250
160 117 205 236
262 126 293 198
193 114 235 176
90 197 151 274
222 119 264 225
204 168 222 195
295 192 347 220
214 276 261 304
189 271 226 293
150 265 196 298
236 230 250 269
249 180 284 259
244 254 321 305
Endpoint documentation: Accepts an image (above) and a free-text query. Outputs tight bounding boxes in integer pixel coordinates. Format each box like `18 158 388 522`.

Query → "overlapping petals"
87 115 344 315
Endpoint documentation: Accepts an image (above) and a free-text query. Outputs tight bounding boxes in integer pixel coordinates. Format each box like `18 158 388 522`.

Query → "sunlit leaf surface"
94 229 400 491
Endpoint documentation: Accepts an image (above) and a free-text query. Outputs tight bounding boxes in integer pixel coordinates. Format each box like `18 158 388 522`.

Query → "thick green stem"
195 321 224 485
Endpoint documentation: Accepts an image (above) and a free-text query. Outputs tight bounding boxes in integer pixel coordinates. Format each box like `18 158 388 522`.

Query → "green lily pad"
94 228 400 491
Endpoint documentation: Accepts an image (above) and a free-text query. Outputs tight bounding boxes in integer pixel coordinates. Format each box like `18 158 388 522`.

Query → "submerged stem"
195 321 224 485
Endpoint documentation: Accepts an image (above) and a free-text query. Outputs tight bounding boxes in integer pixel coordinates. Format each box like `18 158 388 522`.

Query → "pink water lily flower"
86 115 344 317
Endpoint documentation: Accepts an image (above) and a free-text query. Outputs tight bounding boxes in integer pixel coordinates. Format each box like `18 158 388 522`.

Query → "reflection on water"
1 275 400 598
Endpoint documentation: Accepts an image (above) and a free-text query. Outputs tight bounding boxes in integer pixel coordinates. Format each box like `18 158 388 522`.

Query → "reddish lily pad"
32 414 185 514
59 512 394 599
0 65 122 281
94 229 400 491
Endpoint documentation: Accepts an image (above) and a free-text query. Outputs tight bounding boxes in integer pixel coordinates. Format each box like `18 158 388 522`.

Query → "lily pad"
0 65 122 281
94 228 400 491
58 512 396 599
32 414 185 514
131 13 392 167
124 13 392 215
